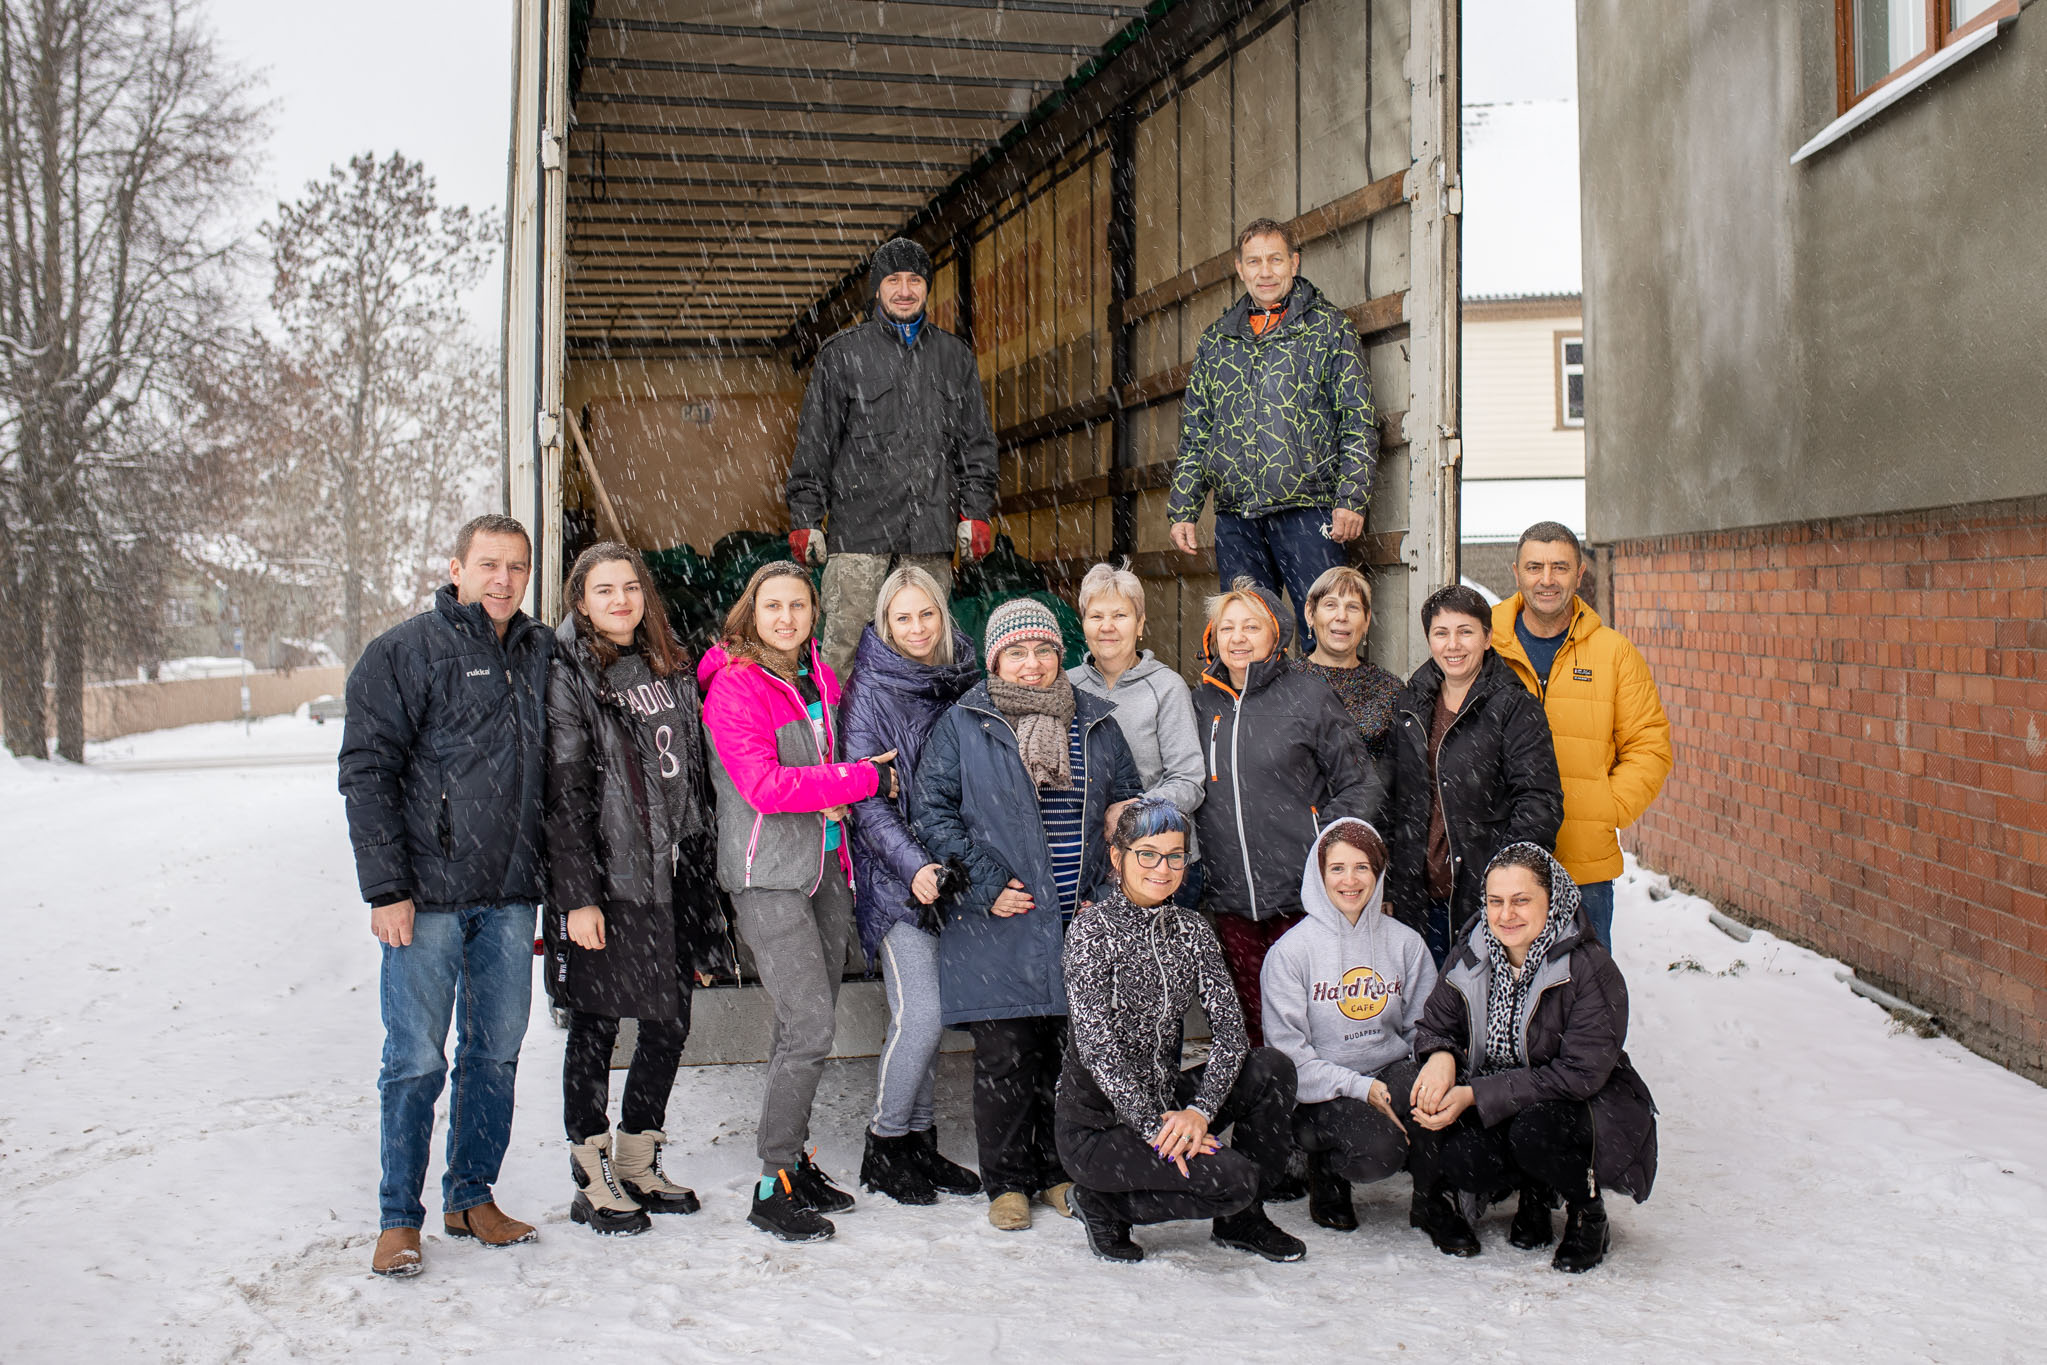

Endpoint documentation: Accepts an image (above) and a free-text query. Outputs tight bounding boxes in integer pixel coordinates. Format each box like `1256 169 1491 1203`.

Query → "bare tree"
0 0 258 759
262 153 498 665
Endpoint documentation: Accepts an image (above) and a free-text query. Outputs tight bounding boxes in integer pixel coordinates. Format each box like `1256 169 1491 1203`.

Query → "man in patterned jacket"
1168 218 1379 650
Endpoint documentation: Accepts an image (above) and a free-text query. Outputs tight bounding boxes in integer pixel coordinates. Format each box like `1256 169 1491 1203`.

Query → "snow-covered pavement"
3 716 2044 1363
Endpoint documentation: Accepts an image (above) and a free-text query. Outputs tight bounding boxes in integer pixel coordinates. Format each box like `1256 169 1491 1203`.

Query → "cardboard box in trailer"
501 0 1462 1060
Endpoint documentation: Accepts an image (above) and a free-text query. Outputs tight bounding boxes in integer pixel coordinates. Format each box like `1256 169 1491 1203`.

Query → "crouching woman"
545 542 712 1236
1406 843 1658 1272
1054 799 1306 1265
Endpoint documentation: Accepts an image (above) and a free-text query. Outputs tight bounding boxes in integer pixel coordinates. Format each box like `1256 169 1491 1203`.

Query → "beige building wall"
1460 298 1584 479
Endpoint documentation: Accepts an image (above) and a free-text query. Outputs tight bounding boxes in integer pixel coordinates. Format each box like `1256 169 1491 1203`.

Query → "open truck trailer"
500 0 1460 1059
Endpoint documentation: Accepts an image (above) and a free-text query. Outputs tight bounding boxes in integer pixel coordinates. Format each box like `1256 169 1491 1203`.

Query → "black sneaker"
748 1170 835 1242
1070 1185 1143 1263
1410 1183 1481 1257
910 1127 983 1197
1553 1197 1610 1273
859 1130 938 1206
1211 1204 1306 1263
1306 1150 1357 1232
1510 1185 1557 1250
790 1151 856 1214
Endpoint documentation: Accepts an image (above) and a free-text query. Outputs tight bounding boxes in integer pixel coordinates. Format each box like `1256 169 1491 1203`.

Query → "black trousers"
1056 1047 1297 1226
563 1007 692 1143
967 1015 1070 1198
1291 1056 1420 1185
1407 1097 1598 1203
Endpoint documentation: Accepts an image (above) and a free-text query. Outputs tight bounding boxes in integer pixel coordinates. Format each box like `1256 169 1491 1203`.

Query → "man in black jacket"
339 514 552 1278
786 237 999 677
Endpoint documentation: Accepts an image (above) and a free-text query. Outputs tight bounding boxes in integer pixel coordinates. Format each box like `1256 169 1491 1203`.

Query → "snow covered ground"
4 717 2045 1363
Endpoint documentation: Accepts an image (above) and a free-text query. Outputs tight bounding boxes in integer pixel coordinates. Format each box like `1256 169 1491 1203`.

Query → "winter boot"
1212 1203 1307 1263
371 1227 423 1278
1036 1181 1074 1218
1306 1150 1357 1232
1553 1196 1610 1273
860 1130 938 1206
1410 1181 1481 1257
568 1134 652 1236
790 1150 856 1214
910 1126 982 1196
1510 1185 1558 1250
748 1169 835 1242
1069 1185 1143 1263
987 1191 1032 1231
444 1200 537 1246
612 1129 701 1215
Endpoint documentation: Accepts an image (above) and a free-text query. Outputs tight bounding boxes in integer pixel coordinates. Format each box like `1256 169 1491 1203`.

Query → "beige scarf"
985 673 1077 789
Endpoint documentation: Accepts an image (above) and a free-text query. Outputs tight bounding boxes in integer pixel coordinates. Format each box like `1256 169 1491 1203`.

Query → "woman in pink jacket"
700 562 897 1243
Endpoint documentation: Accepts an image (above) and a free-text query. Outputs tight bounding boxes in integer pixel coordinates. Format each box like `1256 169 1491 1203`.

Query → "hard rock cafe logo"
1313 966 1395 1022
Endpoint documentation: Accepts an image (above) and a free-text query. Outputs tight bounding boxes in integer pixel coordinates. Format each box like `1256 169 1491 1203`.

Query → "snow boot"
1306 1150 1357 1232
860 1130 938 1206
1036 1181 1074 1218
568 1134 652 1236
1212 1203 1307 1263
1070 1185 1143 1263
371 1227 423 1278
790 1150 856 1214
1510 1185 1558 1250
1411 1182 1481 1257
444 1200 537 1246
988 1191 1032 1231
749 1168 835 1242
910 1126 982 1196
612 1129 701 1215
1553 1196 1610 1274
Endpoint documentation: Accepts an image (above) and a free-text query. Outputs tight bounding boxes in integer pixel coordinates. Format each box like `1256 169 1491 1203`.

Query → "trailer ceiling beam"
582 57 1066 93
587 18 1101 58
577 90 1016 123
575 121 991 150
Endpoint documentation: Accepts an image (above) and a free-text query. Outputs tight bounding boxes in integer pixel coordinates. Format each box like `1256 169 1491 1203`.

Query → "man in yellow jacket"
1491 522 1673 946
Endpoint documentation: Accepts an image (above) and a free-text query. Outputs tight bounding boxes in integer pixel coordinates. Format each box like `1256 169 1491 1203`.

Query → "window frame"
1555 330 1585 431
1835 0 2019 115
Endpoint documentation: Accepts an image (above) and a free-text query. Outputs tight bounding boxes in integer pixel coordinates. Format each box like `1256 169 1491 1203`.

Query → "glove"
790 529 826 565
958 519 994 562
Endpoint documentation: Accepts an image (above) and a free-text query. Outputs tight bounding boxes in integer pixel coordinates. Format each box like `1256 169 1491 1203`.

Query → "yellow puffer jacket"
1492 595 1673 885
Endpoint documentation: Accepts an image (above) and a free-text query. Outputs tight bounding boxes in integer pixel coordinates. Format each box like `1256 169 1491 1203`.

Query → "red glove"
959 519 994 562
789 529 825 565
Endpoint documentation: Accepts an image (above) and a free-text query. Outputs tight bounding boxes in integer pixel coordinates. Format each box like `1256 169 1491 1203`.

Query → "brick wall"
1608 496 2047 1083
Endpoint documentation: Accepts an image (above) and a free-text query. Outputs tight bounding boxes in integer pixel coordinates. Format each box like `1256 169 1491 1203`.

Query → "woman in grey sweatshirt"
1259 817 1437 1231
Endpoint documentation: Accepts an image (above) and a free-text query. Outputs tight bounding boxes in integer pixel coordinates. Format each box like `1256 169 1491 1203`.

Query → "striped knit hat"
983 596 1062 669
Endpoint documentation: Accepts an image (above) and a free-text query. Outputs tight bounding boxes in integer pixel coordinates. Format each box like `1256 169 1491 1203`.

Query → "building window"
1835 0 2016 113
1556 332 1584 429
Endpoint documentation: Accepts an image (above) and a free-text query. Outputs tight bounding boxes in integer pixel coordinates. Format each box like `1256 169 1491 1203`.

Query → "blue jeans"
1577 880 1615 949
378 902 535 1230
1214 508 1348 651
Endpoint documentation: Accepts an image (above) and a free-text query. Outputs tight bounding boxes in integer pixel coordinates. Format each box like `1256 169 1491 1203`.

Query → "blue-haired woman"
1053 798 1306 1265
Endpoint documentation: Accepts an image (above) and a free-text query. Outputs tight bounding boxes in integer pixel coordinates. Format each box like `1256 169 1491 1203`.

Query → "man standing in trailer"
787 237 1000 679
1168 218 1380 651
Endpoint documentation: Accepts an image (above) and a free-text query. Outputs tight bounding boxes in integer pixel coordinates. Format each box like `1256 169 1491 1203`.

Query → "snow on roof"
1461 99 1582 300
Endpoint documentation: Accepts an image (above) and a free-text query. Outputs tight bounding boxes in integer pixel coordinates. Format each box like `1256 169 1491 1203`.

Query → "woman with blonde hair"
838 565 984 1204
698 561 899 1241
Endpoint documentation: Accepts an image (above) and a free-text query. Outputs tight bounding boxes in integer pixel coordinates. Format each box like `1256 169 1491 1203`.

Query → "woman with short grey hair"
1068 562 1205 878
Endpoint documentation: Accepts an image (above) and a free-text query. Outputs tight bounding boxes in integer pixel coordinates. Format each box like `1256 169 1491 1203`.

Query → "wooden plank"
564 406 630 546
1113 171 1407 327
1030 528 1403 586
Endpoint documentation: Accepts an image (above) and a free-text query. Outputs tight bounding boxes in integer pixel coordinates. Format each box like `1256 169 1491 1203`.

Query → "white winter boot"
569 1132 651 1236
611 1129 701 1215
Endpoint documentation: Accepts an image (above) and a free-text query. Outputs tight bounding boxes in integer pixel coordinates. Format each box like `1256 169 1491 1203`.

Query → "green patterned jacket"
1166 276 1380 524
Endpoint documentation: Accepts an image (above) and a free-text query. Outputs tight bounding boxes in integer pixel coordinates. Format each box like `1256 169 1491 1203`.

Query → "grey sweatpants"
820 551 953 680
734 861 855 1173
871 921 944 1138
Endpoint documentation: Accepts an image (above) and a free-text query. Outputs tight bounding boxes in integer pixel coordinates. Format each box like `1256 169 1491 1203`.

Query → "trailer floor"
4 717 2043 1363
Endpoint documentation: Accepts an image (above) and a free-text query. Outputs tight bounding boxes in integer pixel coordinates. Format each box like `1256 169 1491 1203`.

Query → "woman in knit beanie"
909 595 1145 1233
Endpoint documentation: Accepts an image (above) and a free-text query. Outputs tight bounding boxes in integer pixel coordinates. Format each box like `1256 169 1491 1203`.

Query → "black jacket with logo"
339 585 552 913
786 310 998 555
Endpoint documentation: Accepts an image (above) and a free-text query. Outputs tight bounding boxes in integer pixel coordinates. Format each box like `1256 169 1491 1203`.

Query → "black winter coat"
1386 650 1563 937
541 618 722 1019
838 623 981 960
785 310 998 555
339 585 550 913
1190 585 1384 922
1414 911 1658 1202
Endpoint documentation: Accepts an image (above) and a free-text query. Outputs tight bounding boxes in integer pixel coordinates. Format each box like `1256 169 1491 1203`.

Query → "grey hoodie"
1259 820 1438 1104
1068 650 1205 817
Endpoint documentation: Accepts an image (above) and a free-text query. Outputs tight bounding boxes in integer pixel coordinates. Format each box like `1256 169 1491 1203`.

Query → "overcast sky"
200 0 1577 332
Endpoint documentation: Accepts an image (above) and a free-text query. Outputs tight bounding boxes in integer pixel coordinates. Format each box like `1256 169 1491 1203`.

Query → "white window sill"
1791 19 2006 165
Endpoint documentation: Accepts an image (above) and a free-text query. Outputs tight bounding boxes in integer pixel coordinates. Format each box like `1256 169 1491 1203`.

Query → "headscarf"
1477 843 1582 1075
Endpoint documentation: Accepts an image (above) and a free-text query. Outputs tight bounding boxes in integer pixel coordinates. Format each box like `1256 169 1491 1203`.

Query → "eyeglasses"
1127 849 1187 870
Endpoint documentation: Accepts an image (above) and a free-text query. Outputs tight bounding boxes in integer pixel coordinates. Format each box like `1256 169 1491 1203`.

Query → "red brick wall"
1608 496 2047 1082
